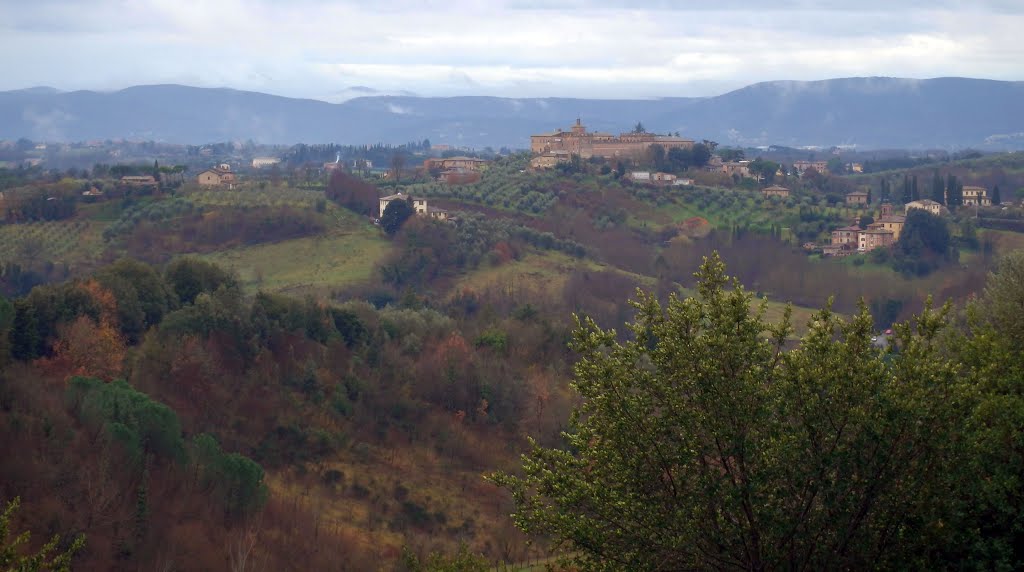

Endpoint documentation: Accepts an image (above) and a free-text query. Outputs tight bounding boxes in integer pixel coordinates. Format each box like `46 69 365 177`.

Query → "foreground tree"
1 497 85 571
492 253 968 571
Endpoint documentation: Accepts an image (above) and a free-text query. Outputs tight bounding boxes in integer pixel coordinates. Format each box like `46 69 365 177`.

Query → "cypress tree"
902 175 912 204
993 185 1001 205
932 171 945 204
912 175 920 201
946 174 962 207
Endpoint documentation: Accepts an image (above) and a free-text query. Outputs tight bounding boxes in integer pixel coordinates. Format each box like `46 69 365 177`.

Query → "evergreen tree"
949 180 964 208
492 254 969 571
902 175 912 204
912 175 920 201
135 468 149 541
932 171 945 204
380 198 416 235
946 174 963 207
0 497 86 571
10 301 40 361
993 184 1001 205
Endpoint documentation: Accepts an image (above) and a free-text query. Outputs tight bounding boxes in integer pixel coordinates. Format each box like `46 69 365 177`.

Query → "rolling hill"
1 77 1022 149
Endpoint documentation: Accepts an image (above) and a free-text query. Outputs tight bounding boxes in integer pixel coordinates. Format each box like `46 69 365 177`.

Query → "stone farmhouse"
962 186 991 206
196 164 237 188
846 191 869 205
628 171 683 185
530 118 693 166
831 225 862 248
722 161 752 179
794 160 829 175
858 228 895 252
762 185 790 198
378 192 448 221
120 175 158 186
251 157 281 169
529 150 571 170
905 199 943 216
869 215 906 241
422 156 490 172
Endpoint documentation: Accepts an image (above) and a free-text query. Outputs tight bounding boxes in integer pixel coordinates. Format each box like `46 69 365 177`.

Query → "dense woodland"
0 150 1023 569
0 256 581 569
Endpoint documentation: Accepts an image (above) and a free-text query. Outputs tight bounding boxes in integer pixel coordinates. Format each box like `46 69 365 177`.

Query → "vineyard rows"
0 220 94 260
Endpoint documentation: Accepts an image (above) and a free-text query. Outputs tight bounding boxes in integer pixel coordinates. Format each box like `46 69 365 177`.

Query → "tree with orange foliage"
39 280 126 381
44 315 126 381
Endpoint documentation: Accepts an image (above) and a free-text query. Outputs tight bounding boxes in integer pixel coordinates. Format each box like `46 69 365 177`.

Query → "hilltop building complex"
530 119 693 168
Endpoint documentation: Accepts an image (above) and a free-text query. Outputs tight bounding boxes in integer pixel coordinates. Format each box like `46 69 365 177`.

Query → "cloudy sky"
1 0 1021 101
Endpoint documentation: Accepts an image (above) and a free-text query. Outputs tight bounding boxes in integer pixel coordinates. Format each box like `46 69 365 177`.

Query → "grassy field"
454 250 823 338
200 206 390 296
450 250 654 299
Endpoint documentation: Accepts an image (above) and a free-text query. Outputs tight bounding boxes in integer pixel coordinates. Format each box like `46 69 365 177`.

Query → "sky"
1 0 1022 101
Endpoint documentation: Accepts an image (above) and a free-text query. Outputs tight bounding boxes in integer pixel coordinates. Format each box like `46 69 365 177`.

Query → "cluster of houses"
705 159 836 179
811 185 995 256
815 199 953 256
819 202 905 256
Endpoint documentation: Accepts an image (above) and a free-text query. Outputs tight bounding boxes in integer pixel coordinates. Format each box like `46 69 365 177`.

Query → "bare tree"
228 516 266 572
390 152 406 183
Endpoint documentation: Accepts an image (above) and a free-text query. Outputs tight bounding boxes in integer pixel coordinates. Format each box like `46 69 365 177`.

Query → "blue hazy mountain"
1 77 1021 149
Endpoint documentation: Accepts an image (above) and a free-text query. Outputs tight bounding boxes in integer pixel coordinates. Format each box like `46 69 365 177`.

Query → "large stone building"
869 215 906 241
530 119 694 161
859 228 895 252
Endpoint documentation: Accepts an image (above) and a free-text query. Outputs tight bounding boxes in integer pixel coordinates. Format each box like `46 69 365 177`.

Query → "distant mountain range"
1 77 1022 150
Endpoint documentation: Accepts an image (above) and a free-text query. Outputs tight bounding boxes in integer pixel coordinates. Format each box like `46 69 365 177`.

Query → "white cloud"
0 0 1021 98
